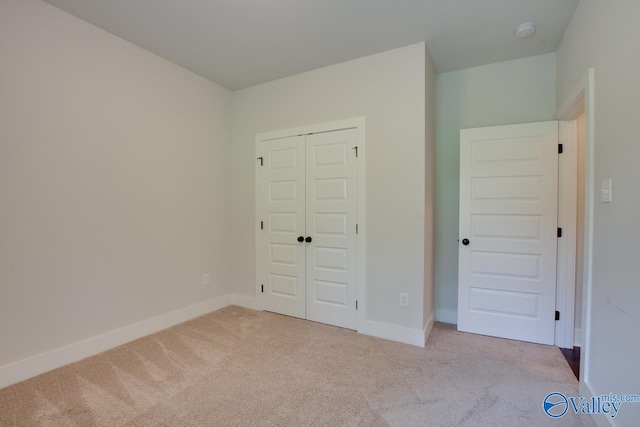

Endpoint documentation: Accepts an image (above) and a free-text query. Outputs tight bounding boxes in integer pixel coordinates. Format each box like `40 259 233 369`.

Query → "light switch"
601 179 613 203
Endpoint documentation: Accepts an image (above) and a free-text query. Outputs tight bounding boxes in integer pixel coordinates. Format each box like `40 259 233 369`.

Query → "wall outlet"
203 273 210 286
399 293 409 308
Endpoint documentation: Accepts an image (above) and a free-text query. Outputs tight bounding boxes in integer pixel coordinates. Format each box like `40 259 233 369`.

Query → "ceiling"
43 0 580 90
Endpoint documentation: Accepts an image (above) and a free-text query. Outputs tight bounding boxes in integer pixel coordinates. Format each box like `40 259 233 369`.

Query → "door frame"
555 121 578 349
255 117 367 330
556 69 595 387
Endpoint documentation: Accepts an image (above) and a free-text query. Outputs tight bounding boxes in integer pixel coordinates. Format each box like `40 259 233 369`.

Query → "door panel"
305 129 358 329
458 121 558 345
261 136 306 318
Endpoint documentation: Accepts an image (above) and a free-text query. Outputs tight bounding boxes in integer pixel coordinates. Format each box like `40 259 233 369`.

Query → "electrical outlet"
400 293 409 307
203 273 210 286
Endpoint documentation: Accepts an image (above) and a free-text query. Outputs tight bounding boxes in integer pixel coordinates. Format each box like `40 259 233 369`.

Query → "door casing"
556 120 578 349
557 69 596 387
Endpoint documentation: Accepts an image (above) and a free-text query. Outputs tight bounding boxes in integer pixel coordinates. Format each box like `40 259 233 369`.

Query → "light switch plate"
601 179 613 203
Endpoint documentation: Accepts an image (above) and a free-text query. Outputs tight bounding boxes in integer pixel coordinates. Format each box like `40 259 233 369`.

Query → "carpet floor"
0 306 594 426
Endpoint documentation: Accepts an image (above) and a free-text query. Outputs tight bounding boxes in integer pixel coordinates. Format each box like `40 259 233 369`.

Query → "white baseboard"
1 293 444 389
0 294 232 390
424 311 435 345
234 294 428 348
231 293 262 311
435 308 458 324
232 294 429 348
574 328 582 347
580 381 616 427
358 319 426 347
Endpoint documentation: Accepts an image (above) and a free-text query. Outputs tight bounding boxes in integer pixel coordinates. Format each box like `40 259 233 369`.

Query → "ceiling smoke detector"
516 23 536 38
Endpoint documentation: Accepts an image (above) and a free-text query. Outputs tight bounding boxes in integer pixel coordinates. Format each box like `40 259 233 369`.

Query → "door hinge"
557 228 563 238
356 300 358 310
260 221 264 230
558 144 564 154
356 224 359 234
257 156 263 166
261 284 264 293
555 310 560 321
352 146 358 157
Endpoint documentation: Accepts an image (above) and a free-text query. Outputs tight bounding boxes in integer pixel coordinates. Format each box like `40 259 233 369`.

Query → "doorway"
461 108 588 352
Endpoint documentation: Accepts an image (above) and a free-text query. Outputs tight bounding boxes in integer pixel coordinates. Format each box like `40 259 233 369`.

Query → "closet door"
305 129 358 330
261 136 306 319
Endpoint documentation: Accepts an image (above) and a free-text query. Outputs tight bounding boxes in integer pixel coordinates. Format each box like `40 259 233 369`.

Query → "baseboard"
232 294 427 347
358 319 426 347
435 308 458 324
231 293 262 311
0 294 232 390
580 381 616 427
0 295 447 388
574 328 582 347
424 311 435 345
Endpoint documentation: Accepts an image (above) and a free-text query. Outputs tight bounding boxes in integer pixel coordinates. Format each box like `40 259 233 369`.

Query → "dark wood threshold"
560 346 580 380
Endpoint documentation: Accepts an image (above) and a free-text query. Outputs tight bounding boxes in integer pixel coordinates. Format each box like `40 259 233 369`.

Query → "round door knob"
305 236 312 243
462 238 470 246
297 236 304 242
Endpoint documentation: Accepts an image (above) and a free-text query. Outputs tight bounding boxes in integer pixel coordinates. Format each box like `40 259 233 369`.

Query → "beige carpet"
0 306 594 427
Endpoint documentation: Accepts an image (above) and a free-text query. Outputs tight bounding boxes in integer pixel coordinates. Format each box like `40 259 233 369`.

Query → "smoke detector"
516 23 536 38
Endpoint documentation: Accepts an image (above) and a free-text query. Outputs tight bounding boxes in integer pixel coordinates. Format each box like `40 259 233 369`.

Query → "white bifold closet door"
261 135 307 319
260 128 358 330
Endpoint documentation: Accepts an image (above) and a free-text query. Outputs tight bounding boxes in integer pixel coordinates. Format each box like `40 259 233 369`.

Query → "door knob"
462 238 470 246
297 236 304 242
305 236 312 243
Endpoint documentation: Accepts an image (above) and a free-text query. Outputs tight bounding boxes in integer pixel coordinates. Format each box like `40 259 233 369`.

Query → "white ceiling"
42 0 580 90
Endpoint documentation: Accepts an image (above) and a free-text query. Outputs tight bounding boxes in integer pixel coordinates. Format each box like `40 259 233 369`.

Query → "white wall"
231 43 433 331
0 0 232 368
434 54 557 322
557 1 640 425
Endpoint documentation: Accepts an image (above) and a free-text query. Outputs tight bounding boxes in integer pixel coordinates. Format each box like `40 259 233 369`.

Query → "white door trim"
555 121 578 349
255 117 367 331
557 69 595 387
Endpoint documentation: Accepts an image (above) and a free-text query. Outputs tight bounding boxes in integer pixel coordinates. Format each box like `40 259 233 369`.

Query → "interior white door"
261 135 306 319
458 121 559 345
305 129 358 330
